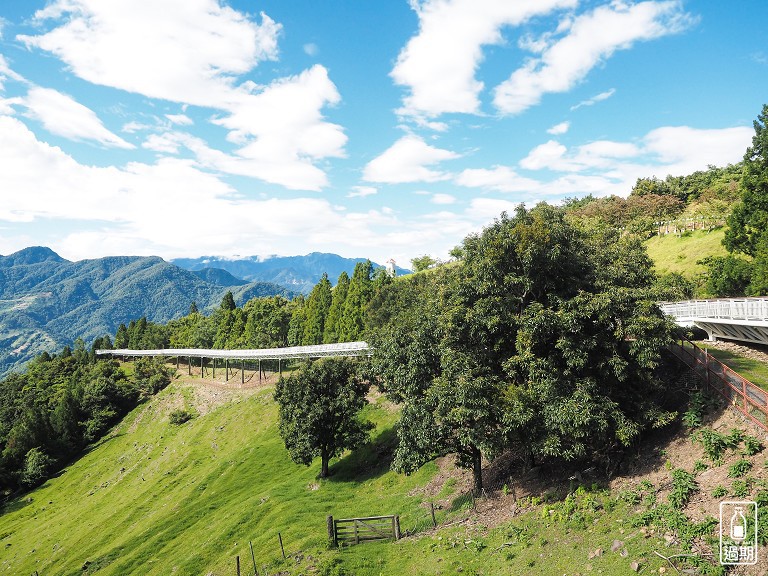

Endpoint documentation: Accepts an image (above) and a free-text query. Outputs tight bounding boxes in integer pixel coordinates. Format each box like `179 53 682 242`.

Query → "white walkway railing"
659 298 768 345
97 341 371 360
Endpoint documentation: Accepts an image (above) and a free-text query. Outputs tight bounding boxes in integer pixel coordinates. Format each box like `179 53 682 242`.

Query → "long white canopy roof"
96 341 370 360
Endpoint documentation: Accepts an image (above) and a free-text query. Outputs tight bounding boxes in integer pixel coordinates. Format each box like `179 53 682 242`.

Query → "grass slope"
0 377 435 576
645 228 728 278
4 370 766 575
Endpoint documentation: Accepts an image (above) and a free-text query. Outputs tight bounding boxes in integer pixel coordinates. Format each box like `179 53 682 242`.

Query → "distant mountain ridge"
0 247 293 378
173 252 410 294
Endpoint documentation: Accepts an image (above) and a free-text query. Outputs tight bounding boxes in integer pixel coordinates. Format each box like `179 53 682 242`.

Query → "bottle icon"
730 506 747 541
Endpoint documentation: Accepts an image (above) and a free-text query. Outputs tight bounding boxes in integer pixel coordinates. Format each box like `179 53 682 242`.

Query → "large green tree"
302 273 333 345
323 271 349 344
725 104 768 258
339 260 373 341
370 205 673 491
274 358 372 478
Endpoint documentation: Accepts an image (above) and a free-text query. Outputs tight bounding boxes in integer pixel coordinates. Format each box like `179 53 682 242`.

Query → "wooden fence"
668 338 768 432
327 514 400 546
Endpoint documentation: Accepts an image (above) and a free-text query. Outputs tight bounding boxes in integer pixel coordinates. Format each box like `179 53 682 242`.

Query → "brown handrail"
669 338 768 432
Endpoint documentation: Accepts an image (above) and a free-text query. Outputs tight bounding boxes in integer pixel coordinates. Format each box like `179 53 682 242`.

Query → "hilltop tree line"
105 260 388 354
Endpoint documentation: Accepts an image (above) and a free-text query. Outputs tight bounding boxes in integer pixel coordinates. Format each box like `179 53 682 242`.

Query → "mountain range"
172 252 410 294
0 247 408 379
0 247 292 378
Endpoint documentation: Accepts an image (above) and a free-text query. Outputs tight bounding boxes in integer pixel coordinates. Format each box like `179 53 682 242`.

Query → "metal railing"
97 341 371 360
668 338 768 432
659 299 768 322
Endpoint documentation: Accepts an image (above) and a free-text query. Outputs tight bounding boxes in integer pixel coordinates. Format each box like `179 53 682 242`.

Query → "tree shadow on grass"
326 426 398 483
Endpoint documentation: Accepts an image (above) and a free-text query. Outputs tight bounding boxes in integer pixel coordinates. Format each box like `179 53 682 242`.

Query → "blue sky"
0 0 765 267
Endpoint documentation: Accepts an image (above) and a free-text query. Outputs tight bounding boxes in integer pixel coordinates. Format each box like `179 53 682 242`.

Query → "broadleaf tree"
370 204 674 491
274 358 372 478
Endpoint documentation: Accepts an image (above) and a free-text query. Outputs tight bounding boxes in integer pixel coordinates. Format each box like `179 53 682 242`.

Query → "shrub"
669 469 698 510
169 409 193 425
712 486 728 498
20 447 54 488
728 459 753 478
742 435 764 456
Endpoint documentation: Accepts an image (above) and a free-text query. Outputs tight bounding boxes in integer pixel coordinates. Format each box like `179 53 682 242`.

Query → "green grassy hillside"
4 370 763 576
645 228 728 278
0 376 435 575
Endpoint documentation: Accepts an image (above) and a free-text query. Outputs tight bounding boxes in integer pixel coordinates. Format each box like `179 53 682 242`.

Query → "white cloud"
304 43 318 56
465 197 522 221
19 1 281 107
642 125 752 174
17 1 345 190
347 186 378 198
142 133 183 154
363 135 460 183
494 1 695 115
547 120 570 135
0 116 485 265
165 113 193 126
521 127 751 177
0 53 24 90
570 88 616 110
392 0 575 119
432 193 456 205
21 86 134 148
458 124 752 202
455 165 541 192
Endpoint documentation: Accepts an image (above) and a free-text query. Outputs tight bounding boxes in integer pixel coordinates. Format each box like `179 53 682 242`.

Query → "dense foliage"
368 205 675 491
713 103 768 296
0 344 172 492
274 358 372 478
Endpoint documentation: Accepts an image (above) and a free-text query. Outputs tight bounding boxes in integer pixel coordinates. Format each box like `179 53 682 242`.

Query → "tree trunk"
320 447 329 478
471 444 483 493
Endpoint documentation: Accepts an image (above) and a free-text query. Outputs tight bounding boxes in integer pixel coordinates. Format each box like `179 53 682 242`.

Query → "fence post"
430 502 437 528
394 515 401 540
236 555 241 576
249 541 258 576
278 532 285 559
327 515 336 546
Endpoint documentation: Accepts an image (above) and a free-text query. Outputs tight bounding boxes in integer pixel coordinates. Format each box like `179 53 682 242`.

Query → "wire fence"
668 338 768 432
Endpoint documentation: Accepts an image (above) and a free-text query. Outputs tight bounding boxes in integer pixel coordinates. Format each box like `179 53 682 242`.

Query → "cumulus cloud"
547 120 570 135
19 0 281 106
363 135 460 183
17 1 346 190
455 165 541 192
165 113 193 126
20 87 134 148
494 1 696 115
392 0 575 119
0 53 24 90
0 115 480 264
521 127 750 176
457 124 752 201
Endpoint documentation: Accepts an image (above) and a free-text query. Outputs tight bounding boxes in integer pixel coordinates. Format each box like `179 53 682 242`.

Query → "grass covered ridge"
0 377 435 576
3 370 767 575
645 228 728 278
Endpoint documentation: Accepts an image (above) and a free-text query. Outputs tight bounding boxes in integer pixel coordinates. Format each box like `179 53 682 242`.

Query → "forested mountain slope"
0 247 292 378
173 252 409 294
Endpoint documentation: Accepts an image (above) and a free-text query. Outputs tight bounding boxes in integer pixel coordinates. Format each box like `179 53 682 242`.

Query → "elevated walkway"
97 341 370 361
96 341 371 384
659 299 768 346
